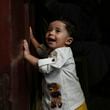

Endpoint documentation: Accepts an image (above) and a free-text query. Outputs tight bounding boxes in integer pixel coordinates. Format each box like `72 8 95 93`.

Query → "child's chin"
47 45 56 49
49 46 56 50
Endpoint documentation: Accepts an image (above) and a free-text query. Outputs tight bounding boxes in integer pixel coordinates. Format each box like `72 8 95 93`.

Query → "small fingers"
23 40 29 50
29 26 34 38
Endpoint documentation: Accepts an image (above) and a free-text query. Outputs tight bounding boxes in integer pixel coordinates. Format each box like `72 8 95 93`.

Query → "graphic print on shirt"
47 83 62 108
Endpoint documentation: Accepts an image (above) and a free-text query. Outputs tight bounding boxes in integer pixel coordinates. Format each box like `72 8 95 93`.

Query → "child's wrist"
30 35 34 39
30 36 34 40
24 53 31 60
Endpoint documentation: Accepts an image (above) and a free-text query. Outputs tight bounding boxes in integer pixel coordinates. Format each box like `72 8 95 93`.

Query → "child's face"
45 20 73 49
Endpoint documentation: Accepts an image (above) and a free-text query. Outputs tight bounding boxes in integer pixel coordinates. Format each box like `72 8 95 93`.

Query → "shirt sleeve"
38 48 70 74
38 57 56 73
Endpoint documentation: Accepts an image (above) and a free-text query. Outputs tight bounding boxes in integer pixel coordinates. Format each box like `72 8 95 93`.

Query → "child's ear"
65 37 73 45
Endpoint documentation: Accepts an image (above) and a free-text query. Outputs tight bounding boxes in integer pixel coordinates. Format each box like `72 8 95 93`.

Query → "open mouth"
47 38 56 42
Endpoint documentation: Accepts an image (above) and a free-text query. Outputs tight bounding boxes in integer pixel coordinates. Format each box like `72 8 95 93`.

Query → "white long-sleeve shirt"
38 47 85 110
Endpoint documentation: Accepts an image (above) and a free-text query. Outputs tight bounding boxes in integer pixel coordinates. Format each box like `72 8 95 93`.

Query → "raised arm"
30 27 43 49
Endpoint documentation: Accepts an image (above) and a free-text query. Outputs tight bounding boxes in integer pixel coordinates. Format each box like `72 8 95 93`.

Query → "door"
0 0 31 110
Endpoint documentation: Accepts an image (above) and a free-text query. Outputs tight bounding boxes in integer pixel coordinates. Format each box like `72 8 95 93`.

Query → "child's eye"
56 29 60 33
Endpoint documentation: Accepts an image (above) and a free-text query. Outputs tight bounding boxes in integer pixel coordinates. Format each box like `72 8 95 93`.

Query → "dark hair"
60 19 76 37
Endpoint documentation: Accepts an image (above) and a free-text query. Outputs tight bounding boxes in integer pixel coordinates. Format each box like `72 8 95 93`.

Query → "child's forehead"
49 20 66 28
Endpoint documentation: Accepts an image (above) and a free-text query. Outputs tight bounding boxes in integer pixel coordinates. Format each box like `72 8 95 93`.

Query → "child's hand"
30 26 34 39
23 40 30 58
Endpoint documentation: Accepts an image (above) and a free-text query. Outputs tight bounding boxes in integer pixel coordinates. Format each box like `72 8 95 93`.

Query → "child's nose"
49 30 55 35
